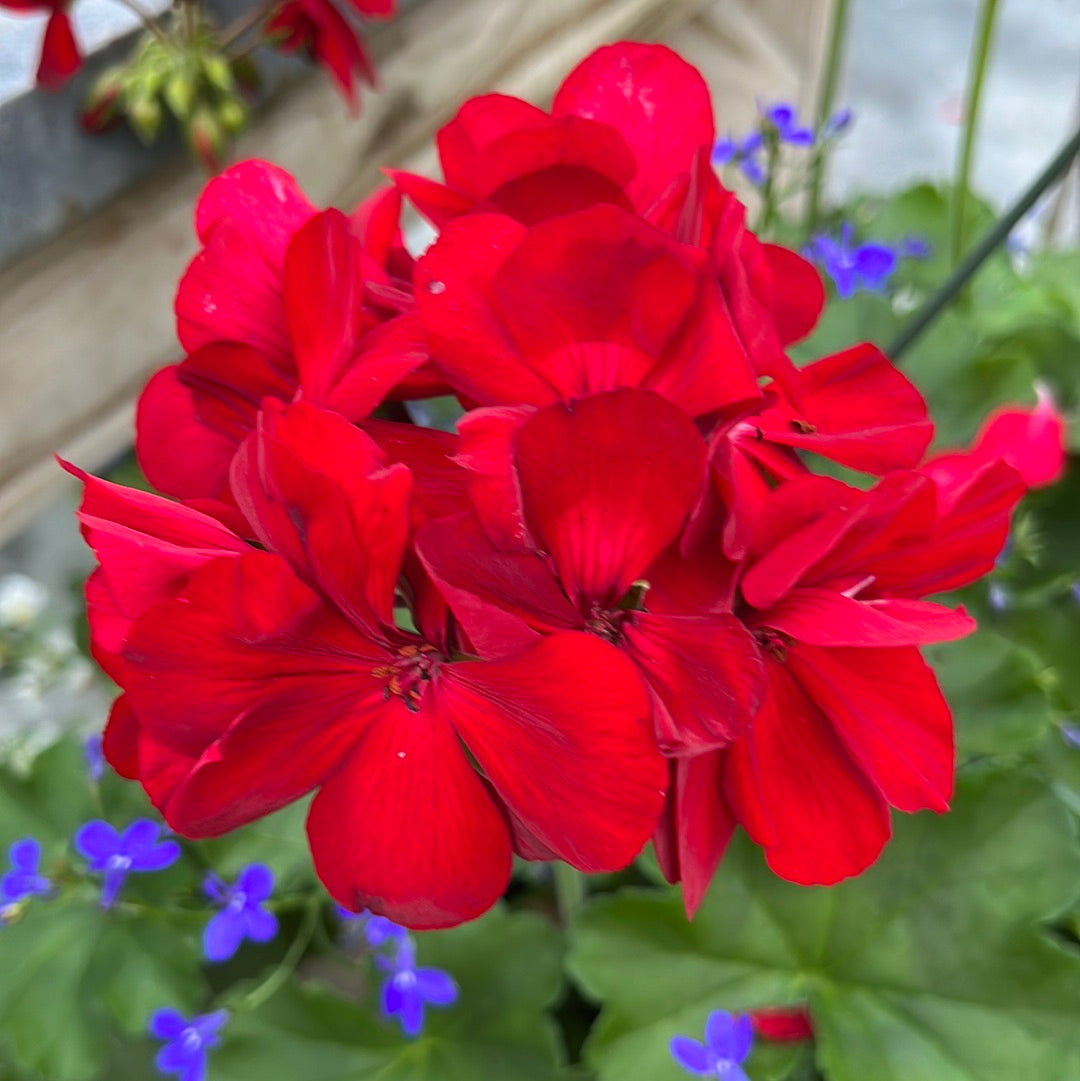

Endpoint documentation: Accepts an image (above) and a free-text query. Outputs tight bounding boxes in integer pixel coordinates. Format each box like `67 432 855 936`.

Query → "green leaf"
925 629 1055 761
569 769 1080 1081
213 905 566 1081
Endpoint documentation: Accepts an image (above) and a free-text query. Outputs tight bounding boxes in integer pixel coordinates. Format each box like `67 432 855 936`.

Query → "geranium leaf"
569 768 1080 1081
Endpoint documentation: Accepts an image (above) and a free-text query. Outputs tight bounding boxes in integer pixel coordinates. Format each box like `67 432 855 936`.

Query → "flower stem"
553 862 587 925
108 0 169 43
234 896 320 1012
219 0 279 49
889 124 1080 361
950 0 1001 266
805 0 851 233
757 132 782 237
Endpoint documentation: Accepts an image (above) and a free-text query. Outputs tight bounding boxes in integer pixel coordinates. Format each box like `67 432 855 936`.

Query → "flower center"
754 627 789 661
180 1028 203 1055
373 644 441 712
105 854 132 873
585 605 631 645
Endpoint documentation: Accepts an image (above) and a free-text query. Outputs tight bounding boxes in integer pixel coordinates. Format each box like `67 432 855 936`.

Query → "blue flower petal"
711 138 736 165
854 243 897 290
704 1010 740 1058
148 1008 187 1040
10 839 40 873
237 863 274 901
204 910 246 963
155 1041 189 1073
121 818 162 855
669 1035 711 1074
179 1052 208 1081
100 865 129 908
415 968 457 1006
133 839 181 872
244 905 279 944
192 1009 229 1041
74 820 120 862
397 988 425 1038
730 1014 754 1062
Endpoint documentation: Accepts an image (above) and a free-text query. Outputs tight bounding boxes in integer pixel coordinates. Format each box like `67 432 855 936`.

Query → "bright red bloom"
140 162 428 503
418 389 766 754
84 401 666 928
959 387 1066 489
394 42 826 383
264 0 393 110
0 0 80 88
415 205 761 418
656 455 1026 912
749 1007 814 1043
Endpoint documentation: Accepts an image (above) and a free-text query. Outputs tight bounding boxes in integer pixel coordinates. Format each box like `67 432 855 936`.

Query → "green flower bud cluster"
81 23 260 171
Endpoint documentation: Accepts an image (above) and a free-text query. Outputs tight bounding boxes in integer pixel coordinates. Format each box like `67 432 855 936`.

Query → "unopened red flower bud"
748 1007 815 1043
81 66 126 134
186 107 227 173
128 94 164 143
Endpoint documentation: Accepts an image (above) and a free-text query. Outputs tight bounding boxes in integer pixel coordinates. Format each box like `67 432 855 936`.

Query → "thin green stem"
234 897 321 1012
889 124 1080 361
108 0 169 43
553 862 587 925
950 0 1001 265
757 132 782 237
219 0 279 48
806 0 851 233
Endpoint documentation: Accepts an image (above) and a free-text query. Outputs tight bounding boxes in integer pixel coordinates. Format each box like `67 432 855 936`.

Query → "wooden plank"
0 0 827 543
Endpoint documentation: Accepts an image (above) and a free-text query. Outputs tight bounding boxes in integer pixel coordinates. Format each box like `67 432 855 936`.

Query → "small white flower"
0 574 49 630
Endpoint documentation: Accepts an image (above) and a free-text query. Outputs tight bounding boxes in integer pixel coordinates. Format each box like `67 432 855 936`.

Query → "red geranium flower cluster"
69 42 1061 928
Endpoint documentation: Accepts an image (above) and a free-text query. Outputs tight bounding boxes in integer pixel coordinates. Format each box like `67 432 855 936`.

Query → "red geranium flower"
80 401 666 928
0 0 80 88
656 454 1026 913
418 389 766 755
139 162 432 504
264 0 393 110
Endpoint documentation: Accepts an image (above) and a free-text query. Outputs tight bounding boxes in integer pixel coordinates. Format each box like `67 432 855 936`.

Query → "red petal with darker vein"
414 214 552 406
37 10 80 88
439 633 665 872
760 589 975 647
622 612 765 754
515 389 706 607
282 209 366 401
416 512 576 658
231 401 410 635
179 342 295 442
123 550 376 757
553 42 714 212
307 698 512 929
158 684 385 837
664 752 736 916
454 405 536 550
385 169 478 230
724 659 892 885
790 644 953 814
136 366 241 502
759 343 932 473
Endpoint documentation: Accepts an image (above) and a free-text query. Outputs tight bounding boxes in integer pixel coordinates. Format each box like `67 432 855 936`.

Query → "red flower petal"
231 401 410 636
553 42 714 213
102 695 139 779
790 645 953 814
622 612 765 754
971 393 1066 489
760 244 825 345
761 589 974 647
136 366 245 502
36 10 80 89
724 660 892 885
515 389 706 606
307 699 512 929
759 343 933 473
439 633 665 872
652 751 736 917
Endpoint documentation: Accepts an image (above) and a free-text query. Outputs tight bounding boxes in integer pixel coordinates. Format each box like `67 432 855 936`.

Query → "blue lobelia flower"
376 934 458 1038
807 223 900 298
84 732 105 783
670 1010 754 1079
202 864 279 962
1 838 51 919
74 818 181 908
149 1008 228 1081
762 102 815 147
712 131 766 185
823 106 854 137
